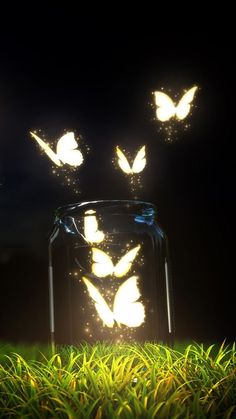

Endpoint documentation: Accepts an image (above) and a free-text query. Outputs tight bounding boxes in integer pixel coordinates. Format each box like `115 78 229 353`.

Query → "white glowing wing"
30 132 62 166
116 146 132 174
84 210 105 243
154 92 176 122
132 146 146 174
82 277 114 327
175 86 197 120
114 245 141 277
56 132 83 167
113 276 145 327
92 248 114 277
83 276 145 329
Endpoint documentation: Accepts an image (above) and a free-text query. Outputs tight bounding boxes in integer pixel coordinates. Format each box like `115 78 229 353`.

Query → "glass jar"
49 200 174 345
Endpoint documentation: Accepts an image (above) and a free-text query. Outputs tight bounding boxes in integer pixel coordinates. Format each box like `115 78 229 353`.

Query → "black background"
0 10 235 343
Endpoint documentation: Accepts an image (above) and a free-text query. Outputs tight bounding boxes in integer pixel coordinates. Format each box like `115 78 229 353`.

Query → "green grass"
0 342 235 418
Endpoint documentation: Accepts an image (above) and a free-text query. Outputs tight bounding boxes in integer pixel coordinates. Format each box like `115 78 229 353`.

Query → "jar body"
49 200 174 344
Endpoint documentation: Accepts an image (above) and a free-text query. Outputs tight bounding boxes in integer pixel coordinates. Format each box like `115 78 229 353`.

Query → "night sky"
0 11 235 343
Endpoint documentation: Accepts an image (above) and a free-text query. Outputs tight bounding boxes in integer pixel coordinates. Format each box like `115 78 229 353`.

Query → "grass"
0 342 236 418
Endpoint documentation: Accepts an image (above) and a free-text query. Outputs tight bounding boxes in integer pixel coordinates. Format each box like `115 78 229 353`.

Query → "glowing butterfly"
30 132 83 167
83 276 145 328
84 210 105 243
91 245 140 277
154 86 198 122
116 146 146 175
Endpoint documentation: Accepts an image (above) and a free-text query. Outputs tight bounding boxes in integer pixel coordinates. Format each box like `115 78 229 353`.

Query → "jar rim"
55 199 157 218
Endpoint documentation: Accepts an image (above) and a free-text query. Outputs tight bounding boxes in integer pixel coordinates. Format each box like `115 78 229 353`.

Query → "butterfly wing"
175 86 197 120
116 146 132 174
132 146 146 174
114 245 141 277
84 210 105 243
91 248 114 277
30 132 62 166
113 276 145 327
154 92 176 122
82 277 114 327
56 132 83 167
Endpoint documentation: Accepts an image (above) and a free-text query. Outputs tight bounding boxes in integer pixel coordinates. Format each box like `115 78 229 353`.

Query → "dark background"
0 10 235 343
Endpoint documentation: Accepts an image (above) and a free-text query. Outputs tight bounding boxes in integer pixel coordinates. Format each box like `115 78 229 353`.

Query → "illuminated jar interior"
50 200 174 344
